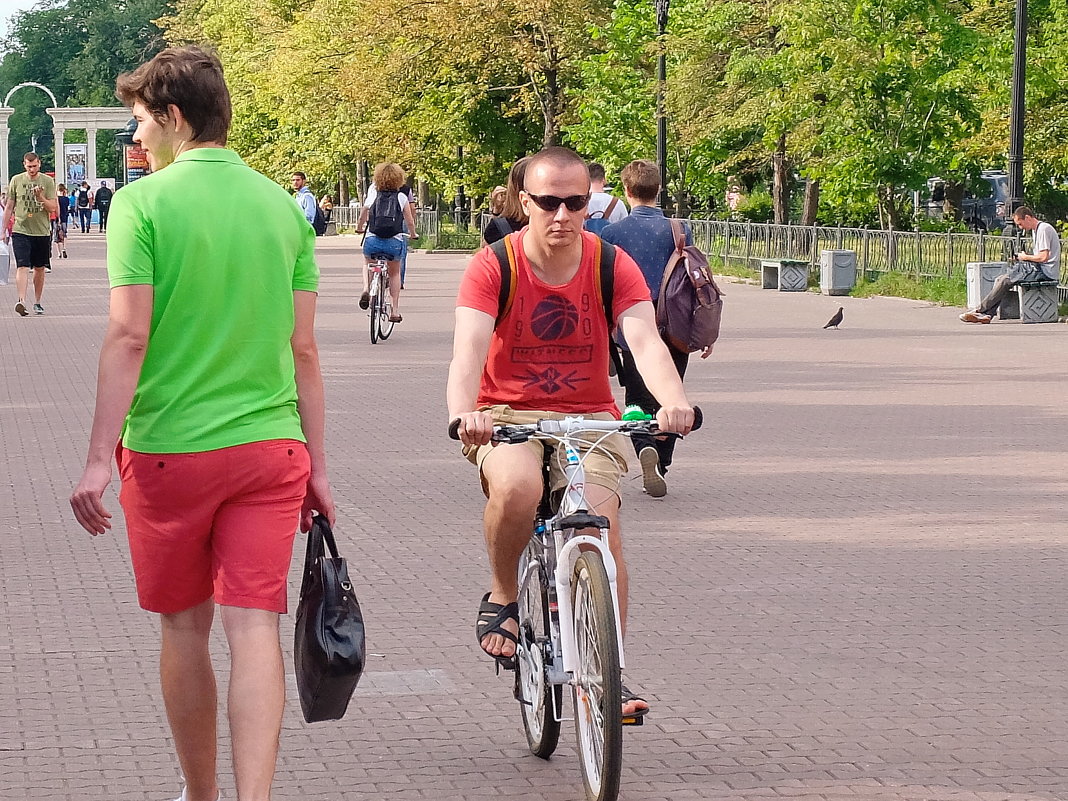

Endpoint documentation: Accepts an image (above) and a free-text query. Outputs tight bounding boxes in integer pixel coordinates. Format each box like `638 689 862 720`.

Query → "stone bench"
1014 280 1059 324
760 259 809 292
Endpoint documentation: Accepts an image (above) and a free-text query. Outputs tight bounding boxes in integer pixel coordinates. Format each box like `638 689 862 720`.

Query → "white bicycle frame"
521 417 629 680
367 258 388 301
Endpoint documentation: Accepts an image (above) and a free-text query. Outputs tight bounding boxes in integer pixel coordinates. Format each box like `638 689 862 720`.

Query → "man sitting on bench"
961 205 1060 323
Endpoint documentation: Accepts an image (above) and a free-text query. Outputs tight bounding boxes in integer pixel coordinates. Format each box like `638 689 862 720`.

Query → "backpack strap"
659 219 687 302
490 234 519 326
492 215 512 239
492 234 615 331
594 236 616 329
604 196 619 220
595 238 626 379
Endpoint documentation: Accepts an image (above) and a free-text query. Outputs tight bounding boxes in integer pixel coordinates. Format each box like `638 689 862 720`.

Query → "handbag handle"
311 513 341 561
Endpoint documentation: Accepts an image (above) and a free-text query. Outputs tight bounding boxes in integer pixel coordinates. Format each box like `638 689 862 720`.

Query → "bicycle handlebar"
447 406 702 442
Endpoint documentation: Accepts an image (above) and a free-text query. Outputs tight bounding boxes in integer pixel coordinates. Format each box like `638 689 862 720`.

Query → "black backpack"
312 204 328 236
95 187 113 206
369 190 403 238
77 189 90 208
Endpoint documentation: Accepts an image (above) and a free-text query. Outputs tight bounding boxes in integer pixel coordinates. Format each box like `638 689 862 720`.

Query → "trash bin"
820 250 856 296
761 259 809 291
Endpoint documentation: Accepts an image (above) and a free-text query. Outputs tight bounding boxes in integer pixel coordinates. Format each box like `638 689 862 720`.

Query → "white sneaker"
638 447 667 498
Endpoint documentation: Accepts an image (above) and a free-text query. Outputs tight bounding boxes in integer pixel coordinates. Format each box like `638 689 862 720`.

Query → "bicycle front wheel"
571 551 622 801
517 548 561 758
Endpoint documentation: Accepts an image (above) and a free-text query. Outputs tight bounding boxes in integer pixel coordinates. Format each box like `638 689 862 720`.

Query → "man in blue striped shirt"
602 160 710 497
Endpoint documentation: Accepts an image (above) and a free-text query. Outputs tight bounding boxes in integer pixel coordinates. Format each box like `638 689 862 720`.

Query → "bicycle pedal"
621 715 646 726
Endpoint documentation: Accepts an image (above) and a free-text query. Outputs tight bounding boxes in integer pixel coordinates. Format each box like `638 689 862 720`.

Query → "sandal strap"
475 592 519 645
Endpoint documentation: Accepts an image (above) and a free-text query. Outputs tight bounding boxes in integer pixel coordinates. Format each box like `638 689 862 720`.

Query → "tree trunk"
801 179 819 226
541 68 560 147
772 133 789 225
878 184 905 230
338 171 349 206
943 181 965 222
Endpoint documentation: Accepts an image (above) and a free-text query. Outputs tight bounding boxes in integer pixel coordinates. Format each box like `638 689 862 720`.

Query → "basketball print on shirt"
511 293 594 395
530 295 579 339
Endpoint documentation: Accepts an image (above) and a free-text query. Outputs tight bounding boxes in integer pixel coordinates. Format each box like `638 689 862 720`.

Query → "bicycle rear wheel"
571 551 622 801
378 277 396 340
517 548 561 758
369 274 382 344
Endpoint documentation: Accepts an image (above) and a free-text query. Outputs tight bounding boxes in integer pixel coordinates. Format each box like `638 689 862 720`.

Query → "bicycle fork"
554 531 626 675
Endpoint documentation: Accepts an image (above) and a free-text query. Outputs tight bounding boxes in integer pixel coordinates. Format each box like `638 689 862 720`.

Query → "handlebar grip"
448 418 462 440
692 405 703 432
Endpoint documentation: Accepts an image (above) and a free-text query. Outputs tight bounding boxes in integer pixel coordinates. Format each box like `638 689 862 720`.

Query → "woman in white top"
356 163 418 322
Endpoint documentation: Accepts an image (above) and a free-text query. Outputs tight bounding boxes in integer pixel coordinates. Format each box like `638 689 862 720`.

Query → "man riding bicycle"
447 147 696 718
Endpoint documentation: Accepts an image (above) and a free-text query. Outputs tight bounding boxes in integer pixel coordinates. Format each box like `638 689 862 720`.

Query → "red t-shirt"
457 229 651 415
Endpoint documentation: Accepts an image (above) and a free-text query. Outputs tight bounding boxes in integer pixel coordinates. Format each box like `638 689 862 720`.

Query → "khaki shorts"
463 405 630 497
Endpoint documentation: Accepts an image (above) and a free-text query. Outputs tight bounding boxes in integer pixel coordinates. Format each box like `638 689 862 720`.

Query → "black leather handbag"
293 514 366 723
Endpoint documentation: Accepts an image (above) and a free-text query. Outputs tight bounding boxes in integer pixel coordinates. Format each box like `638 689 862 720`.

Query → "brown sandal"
388 314 403 323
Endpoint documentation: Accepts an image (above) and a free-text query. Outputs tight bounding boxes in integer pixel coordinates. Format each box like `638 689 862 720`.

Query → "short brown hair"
525 147 589 185
1012 205 1036 220
500 157 531 223
373 163 406 191
23 152 40 163
588 162 607 183
115 46 232 145
620 160 660 203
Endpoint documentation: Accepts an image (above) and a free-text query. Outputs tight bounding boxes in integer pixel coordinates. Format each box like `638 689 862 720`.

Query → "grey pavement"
1 233 1066 801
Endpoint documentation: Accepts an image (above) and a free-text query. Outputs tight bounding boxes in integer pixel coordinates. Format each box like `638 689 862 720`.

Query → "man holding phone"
2 152 58 316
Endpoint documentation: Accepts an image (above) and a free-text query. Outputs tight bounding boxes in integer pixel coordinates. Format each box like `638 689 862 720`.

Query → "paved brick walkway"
1 234 1065 801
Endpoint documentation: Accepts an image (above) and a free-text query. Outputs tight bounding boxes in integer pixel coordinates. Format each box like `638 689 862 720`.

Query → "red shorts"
117 439 311 614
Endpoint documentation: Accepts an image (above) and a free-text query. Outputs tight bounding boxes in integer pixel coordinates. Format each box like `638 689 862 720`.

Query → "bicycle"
365 254 395 344
449 408 701 801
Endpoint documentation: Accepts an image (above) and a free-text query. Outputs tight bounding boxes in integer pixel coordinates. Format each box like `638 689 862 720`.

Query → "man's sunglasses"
526 192 590 212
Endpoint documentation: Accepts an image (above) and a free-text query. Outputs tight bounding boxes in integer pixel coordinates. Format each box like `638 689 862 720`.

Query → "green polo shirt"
106 148 319 453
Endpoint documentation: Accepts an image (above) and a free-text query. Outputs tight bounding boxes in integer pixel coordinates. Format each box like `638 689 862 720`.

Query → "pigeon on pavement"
823 307 844 329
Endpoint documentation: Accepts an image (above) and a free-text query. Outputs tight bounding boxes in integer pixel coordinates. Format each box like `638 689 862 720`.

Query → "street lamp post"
1007 0 1027 222
655 0 670 210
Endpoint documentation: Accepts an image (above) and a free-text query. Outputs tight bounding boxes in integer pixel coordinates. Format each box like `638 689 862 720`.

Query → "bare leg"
361 260 371 294
15 266 28 303
220 605 285 801
479 445 543 659
387 260 402 316
160 598 220 801
32 268 44 303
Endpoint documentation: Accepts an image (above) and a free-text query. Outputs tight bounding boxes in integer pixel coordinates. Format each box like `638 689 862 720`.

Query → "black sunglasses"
526 192 590 212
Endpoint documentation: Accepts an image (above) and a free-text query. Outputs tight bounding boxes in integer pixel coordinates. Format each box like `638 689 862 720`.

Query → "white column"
0 128 9 190
0 108 12 189
86 126 98 181
53 126 64 182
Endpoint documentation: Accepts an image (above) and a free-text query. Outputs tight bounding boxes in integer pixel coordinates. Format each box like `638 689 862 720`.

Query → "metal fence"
691 220 1066 301
689 221 1025 280
328 206 440 241
329 210 1066 299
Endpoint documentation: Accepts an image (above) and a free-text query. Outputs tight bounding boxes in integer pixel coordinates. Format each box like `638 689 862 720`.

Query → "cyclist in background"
356 163 418 323
446 146 695 718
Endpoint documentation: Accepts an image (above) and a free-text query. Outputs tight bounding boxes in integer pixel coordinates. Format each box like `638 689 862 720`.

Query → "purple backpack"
655 219 724 353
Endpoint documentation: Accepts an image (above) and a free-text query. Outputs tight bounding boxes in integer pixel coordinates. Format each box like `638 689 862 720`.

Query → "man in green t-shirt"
70 46 335 801
1 152 58 316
